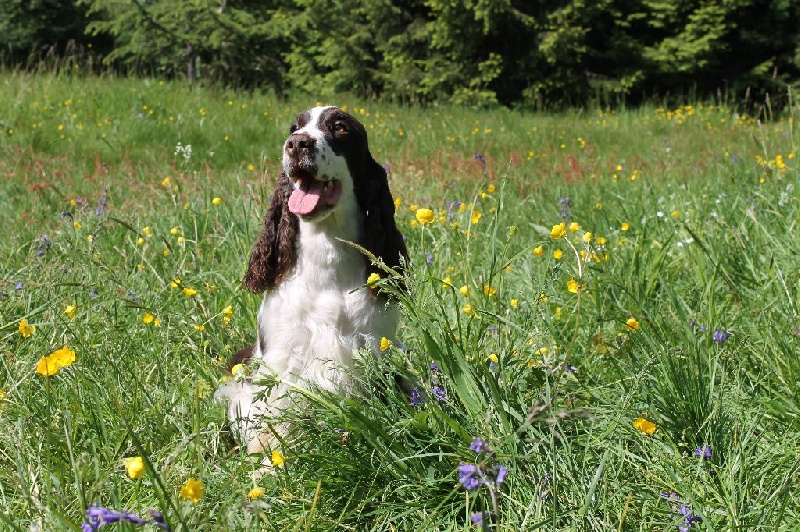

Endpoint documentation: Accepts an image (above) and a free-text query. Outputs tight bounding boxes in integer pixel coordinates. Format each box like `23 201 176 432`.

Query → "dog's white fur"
219 106 400 453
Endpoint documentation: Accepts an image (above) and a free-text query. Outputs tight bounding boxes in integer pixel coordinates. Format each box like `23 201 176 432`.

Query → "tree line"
2 0 798 109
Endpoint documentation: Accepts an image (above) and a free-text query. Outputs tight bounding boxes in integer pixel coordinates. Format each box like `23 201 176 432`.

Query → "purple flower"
96 193 108 216
712 329 731 343
37 234 51 257
409 387 421 406
14 281 23 291
470 512 485 527
559 198 571 219
430 362 441 373
495 465 508 485
83 505 147 531
564 363 578 373
431 385 447 403
468 437 493 455
458 463 483 491
693 445 711 459
425 250 434 265
473 153 486 166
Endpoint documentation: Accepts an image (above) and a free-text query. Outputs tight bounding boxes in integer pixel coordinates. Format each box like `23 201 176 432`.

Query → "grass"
1 71 799 530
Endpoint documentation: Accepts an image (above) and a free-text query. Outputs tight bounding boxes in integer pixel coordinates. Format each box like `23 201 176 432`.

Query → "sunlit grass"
1 71 798 530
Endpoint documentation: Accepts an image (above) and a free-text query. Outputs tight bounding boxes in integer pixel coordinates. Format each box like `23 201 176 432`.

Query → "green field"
1 73 798 530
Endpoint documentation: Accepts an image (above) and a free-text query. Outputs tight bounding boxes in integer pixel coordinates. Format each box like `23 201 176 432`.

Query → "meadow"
1 72 798 531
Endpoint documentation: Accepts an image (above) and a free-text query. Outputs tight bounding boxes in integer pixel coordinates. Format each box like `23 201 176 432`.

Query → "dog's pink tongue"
288 179 324 215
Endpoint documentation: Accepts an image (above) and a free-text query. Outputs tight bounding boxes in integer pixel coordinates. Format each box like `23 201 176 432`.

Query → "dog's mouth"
288 176 342 217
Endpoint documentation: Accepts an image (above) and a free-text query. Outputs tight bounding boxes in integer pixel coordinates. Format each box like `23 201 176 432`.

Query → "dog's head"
283 106 371 220
242 106 408 294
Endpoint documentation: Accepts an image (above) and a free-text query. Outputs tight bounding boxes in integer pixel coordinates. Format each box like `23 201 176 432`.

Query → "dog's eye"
289 124 300 134
333 121 349 134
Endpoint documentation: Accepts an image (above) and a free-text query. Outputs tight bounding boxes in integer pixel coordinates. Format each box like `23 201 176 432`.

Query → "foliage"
0 0 90 62
1 73 800 529
5 0 800 107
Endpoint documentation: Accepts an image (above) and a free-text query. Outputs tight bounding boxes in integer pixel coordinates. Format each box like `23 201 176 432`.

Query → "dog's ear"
358 157 408 291
243 173 298 293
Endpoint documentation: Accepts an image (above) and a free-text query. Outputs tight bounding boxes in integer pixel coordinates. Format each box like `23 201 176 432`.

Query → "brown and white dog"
217 106 407 454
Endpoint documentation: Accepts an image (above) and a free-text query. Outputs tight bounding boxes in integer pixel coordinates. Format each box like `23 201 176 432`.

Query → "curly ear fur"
242 173 298 293
356 157 409 292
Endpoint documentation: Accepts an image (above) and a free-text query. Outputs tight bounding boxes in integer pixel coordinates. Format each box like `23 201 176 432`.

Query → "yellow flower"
180 477 204 503
182 287 197 297
462 303 475 315
632 417 657 435
212 197 222 206
170 278 181 288
124 456 145 479
671 211 680 218
0 389 6 402
621 222 630 231
566 279 580 294
550 223 567 239
36 345 76 376
441 277 453 289
510 299 519 309
569 221 580 233
582 232 593 244
532 245 544 257
271 450 285 467
379 337 392 352
205 283 216 292
72 221 82 229
366 272 381 288
459 285 470 297
247 487 265 500
596 236 607 246
470 211 482 225
170 227 180 235
231 364 247 377
483 285 496 297
223 305 233 316
553 249 563 260
193 324 205 332
64 304 77 319
136 237 145 247
487 353 498 364
163 249 170 257
415 208 435 225
19 318 35 338
487 183 496 193
626 317 640 330
143 313 155 325
177 236 185 245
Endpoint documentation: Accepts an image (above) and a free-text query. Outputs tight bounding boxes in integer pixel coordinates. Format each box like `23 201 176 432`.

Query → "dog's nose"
285 133 314 158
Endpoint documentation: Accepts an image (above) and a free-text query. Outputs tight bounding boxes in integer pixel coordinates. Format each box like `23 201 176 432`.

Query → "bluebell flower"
564 363 578 373
458 463 483 491
712 329 731 343
693 445 711 459
37 234 51 257
470 512 485 527
559 198 571 219
473 153 486 166
431 385 448 403
409 387 421 406
96 193 108 216
14 281 23 291
82 504 149 531
425 251 434 265
430 362 441 373
495 465 508 485
468 437 493 455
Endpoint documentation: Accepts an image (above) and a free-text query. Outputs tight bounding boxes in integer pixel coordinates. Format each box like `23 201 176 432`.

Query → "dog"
218 106 408 454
